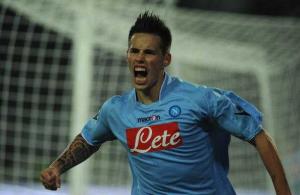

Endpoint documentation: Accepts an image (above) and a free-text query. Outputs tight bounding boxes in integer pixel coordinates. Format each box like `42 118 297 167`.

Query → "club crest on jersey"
126 122 183 155
169 105 181 118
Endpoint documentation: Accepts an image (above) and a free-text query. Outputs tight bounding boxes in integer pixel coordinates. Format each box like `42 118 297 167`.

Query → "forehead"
129 33 162 49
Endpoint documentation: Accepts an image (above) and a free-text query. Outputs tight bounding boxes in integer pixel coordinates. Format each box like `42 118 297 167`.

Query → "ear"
163 53 171 67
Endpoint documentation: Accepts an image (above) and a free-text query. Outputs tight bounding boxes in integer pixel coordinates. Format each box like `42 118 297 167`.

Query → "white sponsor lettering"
152 135 161 149
170 132 181 145
130 126 181 153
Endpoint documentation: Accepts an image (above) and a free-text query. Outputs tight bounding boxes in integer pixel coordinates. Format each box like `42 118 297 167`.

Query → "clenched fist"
40 166 61 190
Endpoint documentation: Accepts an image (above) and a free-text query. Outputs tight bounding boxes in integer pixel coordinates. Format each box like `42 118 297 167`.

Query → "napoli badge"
169 105 181 118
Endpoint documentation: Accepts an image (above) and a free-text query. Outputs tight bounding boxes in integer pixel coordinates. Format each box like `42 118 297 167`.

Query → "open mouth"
133 66 148 85
134 66 148 78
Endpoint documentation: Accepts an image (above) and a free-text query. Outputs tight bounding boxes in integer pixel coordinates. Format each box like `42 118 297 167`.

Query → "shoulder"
102 89 133 109
169 75 215 98
97 90 133 119
166 76 222 112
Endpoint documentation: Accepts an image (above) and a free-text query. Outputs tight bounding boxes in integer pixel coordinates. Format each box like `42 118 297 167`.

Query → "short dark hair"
128 11 172 54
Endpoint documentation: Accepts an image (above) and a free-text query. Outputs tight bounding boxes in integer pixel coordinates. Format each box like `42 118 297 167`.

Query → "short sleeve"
205 88 263 141
81 101 116 146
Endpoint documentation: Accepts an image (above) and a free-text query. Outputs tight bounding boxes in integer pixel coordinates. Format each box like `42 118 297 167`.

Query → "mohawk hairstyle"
128 11 172 54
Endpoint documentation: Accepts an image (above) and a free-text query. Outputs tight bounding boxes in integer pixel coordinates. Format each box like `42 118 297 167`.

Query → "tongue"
135 76 147 85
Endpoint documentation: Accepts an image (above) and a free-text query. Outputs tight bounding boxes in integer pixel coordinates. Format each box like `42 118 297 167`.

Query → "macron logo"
137 115 160 123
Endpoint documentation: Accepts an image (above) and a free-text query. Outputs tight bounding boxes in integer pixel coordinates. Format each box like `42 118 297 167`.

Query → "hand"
40 166 61 190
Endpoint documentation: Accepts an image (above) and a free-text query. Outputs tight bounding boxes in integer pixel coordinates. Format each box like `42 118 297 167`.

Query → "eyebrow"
129 47 157 54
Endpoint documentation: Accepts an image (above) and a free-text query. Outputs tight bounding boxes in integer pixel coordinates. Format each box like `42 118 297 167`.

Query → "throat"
135 72 165 105
136 89 160 105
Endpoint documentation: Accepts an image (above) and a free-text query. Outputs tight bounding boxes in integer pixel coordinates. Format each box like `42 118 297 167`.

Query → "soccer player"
40 11 291 195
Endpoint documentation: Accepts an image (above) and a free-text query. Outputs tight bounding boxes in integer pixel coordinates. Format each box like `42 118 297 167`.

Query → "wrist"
49 161 63 174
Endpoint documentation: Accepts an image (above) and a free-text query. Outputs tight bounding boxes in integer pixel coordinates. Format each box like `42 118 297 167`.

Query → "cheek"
128 64 133 73
151 59 165 70
127 57 133 69
127 55 131 64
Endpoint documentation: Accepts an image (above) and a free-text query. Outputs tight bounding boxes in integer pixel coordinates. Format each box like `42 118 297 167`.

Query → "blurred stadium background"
0 0 299 194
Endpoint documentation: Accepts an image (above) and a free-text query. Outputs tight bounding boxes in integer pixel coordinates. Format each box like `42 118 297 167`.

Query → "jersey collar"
131 72 172 105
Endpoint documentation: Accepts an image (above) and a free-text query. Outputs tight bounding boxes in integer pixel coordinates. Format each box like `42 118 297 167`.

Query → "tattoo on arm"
50 134 100 174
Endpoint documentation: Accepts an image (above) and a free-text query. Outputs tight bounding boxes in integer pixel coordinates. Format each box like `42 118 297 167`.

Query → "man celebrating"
40 11 291 195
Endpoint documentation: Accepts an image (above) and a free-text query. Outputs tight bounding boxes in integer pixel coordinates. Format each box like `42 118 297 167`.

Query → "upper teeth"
135 67 146 71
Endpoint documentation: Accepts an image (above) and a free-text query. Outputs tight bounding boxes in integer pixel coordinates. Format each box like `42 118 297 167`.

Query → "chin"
131 79 147 90
134 84 148 91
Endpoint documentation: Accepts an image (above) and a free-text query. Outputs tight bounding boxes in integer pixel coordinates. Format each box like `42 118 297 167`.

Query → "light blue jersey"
82 73 263 195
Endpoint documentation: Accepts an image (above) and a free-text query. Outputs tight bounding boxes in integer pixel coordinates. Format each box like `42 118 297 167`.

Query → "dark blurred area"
177 0 300 17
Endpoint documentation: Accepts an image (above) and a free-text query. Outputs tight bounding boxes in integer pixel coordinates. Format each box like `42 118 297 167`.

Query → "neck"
136 73 165 105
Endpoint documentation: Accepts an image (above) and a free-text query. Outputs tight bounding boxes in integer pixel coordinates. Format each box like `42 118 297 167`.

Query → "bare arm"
251 129 291 195
40 133 100 190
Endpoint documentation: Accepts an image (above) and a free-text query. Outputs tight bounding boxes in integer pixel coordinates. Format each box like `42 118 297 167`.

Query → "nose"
135 52 145 62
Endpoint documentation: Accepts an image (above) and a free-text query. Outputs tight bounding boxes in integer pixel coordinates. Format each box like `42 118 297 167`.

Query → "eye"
129 48 139 54
144 49 156 55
